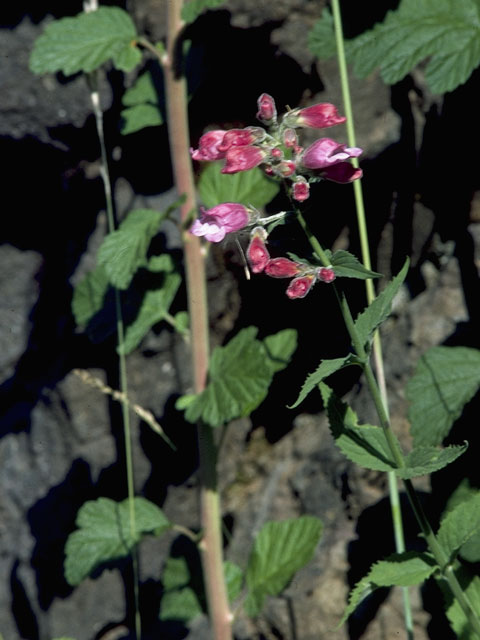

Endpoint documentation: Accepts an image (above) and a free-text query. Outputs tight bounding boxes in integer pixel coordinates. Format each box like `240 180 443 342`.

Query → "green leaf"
119 272 181 355
159 587 202 622
120 104 163 135
263 329 297 373
177 327 294 427
64 497 170 586
98 209 166 290
289 354 358 409
224 560 243 603
162 556 191 591
346 0 480 94
397 443 467 479
198 161 279 210
308 9 336 59
439 565 480 640
437 492 480 562
123 70 160 106
30 7 141 76
354 259 409 350
245 516 323 617
320 383 398 472
72 264 110 327
407 346 480 446
181 0 226 24
330 250 382 280
339 552 436 627
444 481 480 563
172 311 189 335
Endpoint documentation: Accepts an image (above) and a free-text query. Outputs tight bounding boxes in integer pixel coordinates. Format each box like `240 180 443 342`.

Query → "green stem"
330 0 413 635
164 2 232 638
87 73 140 640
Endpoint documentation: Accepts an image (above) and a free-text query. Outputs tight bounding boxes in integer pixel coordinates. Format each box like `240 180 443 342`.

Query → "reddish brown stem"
164 2 232 638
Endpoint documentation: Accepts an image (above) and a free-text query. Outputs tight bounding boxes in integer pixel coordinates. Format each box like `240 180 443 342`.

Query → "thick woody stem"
164 2 232 638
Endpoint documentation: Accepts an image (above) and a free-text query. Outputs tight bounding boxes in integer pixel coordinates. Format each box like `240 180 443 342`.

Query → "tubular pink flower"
190 203 250 242
190 130 226 161
221 145 266 174
302 138 362 170
317 267 336 283
218 127 265 152
321 163 363 183
293 178 310 202
256 93 277 123
286 274 315 299
284 103 346 129
247 228 270 273
265 258 303 278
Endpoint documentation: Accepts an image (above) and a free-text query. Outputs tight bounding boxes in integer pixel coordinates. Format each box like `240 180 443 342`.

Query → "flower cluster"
246 227 335 299
189 94 360 299
190 93 363 202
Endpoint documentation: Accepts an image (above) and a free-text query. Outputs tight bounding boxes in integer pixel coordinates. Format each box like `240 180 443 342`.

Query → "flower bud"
284 103 346 129
283 128 298 148
247 227 270 273
190 202 250 242
256 93 277 124
221 145 266 174
274 160 296 178
265 258 303 278
286 274 315 299
190 130 226 161
317 267 336 283
302 138 363 170
218 127 265 152
292 177 310 202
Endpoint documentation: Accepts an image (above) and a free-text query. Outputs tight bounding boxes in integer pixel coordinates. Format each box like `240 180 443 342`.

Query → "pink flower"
321 163 363 183
317 267 336 283
191 130 226 161
302 138 362 169
256 93 277 123
286 274 316 299
190 203 250 242
292 177 310 202
221 145 266 174
247 228 270 273
274 160 296 178
284 103 346 129
265 258 303 278
218 127 265 152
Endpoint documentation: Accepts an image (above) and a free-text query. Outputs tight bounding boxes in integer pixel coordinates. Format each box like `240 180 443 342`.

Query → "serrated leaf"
159 587 202 622
444 481 480 563
308 9 336 60
397 443 467 479
30 7 141 76
120 104 163 135
119 272 181 355
177 327 292 427
245 516 323 617
407 346 480 446
263 329 297 373
123 70 160 106
64 497 170 586
354 259 409 350
330 250 382 280
437 492 480 562
344 0 480 95
181 0 226 24
224 560 243 603
438 565 480 640
198 161 279 210
72 264 110 327
98 209 166 290
289 354 357 409
339 552 436 627
320 383 398 472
